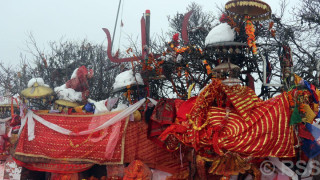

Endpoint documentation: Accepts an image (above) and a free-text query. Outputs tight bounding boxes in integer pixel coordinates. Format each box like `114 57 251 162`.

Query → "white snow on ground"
54 84 82 102
205 23 235 45
113 69 144 90
27 78 49 88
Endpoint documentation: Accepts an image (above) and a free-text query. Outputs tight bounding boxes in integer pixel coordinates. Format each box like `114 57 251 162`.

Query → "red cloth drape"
15 112 128 164
160 79 295 158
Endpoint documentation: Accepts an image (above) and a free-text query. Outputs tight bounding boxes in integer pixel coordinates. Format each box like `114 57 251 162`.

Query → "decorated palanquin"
160 78 296 178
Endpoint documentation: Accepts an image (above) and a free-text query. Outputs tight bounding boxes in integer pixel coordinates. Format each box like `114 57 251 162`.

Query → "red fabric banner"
15 112 128 164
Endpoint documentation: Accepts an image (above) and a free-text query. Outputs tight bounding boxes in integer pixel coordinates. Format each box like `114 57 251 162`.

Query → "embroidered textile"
222 85 263 121
160 79 295 158
15 112 128 164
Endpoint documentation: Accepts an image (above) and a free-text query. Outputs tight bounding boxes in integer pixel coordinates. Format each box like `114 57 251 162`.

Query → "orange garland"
245 18 257 54
287 90 314 115
202 60 212 75
174 46 190 54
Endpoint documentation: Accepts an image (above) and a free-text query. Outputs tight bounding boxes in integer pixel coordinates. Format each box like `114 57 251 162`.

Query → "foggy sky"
0 0 298 67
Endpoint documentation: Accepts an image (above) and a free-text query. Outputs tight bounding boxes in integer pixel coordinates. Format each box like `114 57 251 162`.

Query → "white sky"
0 0 298 67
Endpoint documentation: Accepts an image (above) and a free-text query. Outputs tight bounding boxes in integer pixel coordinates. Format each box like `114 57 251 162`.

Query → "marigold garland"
245 18 257 54
174 46 190 54
203 60 212 75
287 90 315 116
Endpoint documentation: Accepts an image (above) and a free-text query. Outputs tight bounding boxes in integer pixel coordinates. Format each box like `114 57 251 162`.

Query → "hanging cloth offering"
290 106 302 125
302 104 316 124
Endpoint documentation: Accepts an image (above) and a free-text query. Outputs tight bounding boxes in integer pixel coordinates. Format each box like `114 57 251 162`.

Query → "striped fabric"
160 79 295 158
124 121 187 174
207 93 294 157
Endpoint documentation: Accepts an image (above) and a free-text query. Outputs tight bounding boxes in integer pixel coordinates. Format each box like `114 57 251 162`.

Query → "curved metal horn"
102 28 142 63
181 11 193 45
102 14 148 63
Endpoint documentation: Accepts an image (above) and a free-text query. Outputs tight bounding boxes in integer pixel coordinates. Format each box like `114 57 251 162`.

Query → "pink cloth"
273 173 290 180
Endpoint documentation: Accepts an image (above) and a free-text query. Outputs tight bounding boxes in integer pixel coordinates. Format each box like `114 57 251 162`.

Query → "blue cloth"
84 103 95 113
316 110 320 119
307 123 320 138
302 123 320 158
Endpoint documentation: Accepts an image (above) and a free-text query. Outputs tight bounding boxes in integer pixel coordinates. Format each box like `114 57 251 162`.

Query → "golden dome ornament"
54 99 80 113
54 99 80 108
225 0 272 21
20 80 54 110
21 82 53 99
